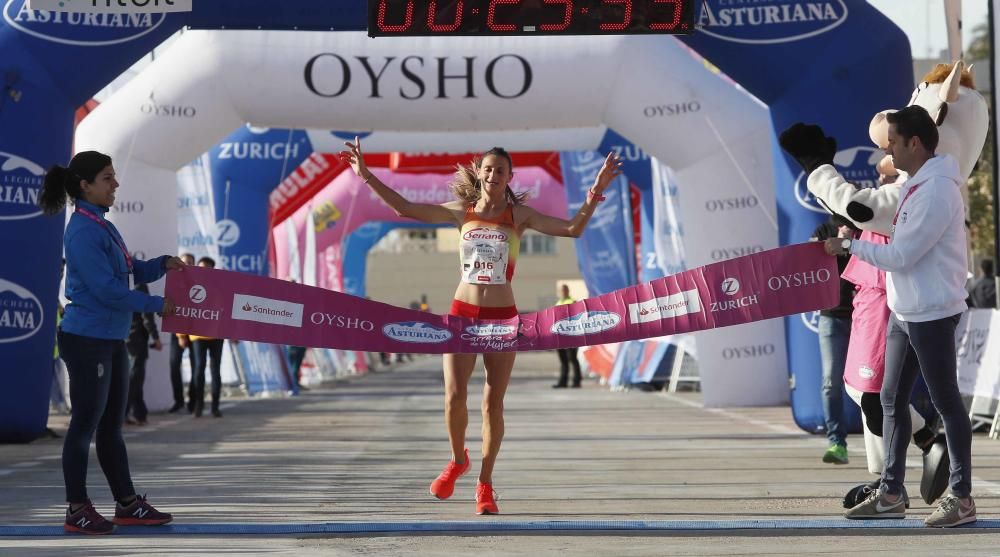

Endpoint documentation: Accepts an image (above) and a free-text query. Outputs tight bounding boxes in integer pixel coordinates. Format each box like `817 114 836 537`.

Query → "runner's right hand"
339 136 370 181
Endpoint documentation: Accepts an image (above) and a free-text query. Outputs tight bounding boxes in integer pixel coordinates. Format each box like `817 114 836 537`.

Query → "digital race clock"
368 0 696 37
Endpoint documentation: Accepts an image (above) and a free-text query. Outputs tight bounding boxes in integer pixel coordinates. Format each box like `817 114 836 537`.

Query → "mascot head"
868 61 988 182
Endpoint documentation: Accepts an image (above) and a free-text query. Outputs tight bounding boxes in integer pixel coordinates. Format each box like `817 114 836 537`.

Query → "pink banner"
164 243 837 353
272 166 567 291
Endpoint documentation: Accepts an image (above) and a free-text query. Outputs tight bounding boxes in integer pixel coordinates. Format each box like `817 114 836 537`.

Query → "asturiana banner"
163 243 838 354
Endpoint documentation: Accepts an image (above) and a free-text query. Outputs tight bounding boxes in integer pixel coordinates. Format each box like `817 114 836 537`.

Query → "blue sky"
868 0 989 59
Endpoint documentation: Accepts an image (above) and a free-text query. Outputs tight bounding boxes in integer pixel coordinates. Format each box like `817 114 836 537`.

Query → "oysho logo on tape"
309 312 375 331
0 150 45 221
697 0 848 45
0 278 44 343
550 311 621 336
628 289 701 325
795 146 882 214
767 269 832 291
382 321 453 344
6 0 167 46
464 323 516 337
232 294 303 328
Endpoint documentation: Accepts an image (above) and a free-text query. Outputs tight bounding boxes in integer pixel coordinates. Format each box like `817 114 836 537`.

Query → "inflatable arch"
75 30 786 409
2 0 911 440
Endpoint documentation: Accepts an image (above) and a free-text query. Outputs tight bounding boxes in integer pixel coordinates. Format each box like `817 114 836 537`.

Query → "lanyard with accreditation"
76 207 134 275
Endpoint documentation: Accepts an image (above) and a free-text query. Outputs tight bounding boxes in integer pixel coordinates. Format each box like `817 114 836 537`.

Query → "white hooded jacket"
847 154 968 322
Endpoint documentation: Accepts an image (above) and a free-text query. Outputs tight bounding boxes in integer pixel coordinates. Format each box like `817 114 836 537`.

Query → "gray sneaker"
924 495 976 528
844 488 906 519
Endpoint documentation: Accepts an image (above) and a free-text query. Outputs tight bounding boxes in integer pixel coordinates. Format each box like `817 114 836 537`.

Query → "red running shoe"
64 501 114 535
475 482 499 515
112 494 173 526
429 448 470 500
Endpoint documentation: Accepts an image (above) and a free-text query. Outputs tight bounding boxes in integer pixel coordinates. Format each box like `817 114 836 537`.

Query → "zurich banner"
680 0 912 431
0 0 183 441
207 125 312 277
175 125 311 396
559 150 636 296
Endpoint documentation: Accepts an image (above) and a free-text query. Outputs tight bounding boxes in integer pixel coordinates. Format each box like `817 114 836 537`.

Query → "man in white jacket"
824 105 975 527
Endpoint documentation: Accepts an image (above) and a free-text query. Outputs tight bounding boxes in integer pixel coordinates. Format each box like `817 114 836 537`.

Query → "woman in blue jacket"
39 151 184 535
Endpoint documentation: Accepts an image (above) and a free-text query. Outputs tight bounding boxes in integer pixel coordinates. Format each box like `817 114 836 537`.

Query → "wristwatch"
840 238 852 253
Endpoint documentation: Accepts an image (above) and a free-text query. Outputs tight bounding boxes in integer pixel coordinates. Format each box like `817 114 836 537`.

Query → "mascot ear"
939 60 964 104
869 110 894 149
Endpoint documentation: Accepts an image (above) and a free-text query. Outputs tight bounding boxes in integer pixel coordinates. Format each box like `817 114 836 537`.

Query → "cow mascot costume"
779 61 989 508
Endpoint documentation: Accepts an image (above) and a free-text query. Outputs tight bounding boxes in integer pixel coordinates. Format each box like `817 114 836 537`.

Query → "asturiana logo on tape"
550 311 621 336
382 321 453 344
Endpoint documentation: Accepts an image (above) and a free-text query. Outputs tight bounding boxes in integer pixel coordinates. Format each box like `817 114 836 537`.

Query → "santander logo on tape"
231 294 303 328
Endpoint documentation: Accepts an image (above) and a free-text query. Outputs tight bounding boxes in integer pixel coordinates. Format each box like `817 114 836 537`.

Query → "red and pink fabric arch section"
271 164 568 292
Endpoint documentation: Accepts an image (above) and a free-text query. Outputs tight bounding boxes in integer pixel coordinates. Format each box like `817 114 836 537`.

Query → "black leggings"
59 331 135 504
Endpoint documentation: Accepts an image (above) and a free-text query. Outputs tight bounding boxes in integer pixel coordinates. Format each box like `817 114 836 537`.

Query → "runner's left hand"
592 151 624 193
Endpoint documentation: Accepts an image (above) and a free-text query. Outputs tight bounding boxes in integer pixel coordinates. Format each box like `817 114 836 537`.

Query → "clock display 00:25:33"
368 0 696 37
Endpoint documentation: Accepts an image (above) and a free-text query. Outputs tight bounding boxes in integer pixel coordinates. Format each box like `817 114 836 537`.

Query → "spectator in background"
969 259 997 309
811 215 856 465
190 257 225 418
287 345 308 391
553 284 582 389
125 282 162 426
168 253 196 413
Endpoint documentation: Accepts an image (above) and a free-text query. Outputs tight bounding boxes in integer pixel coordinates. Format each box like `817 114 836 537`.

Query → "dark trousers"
126 354 148 422
58 331 136 503
881 313 972 497
556 347 581 386
169 335 196 408
287 346 307 384
193 339 224 413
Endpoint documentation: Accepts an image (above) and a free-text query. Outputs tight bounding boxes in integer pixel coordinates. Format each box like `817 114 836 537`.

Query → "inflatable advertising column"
0 2 182 441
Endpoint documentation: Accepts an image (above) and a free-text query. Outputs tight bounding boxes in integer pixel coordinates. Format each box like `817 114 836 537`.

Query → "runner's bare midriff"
453 282 517 308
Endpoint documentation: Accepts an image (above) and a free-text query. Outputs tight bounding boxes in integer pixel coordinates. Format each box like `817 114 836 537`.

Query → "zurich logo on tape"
0 151 45 221
794 146 882 214
550 311 621 336
720 277 741 296
0 278 44 343
382 321 452 344
697 0 848 45
188 284 207 304
5 0 167 46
